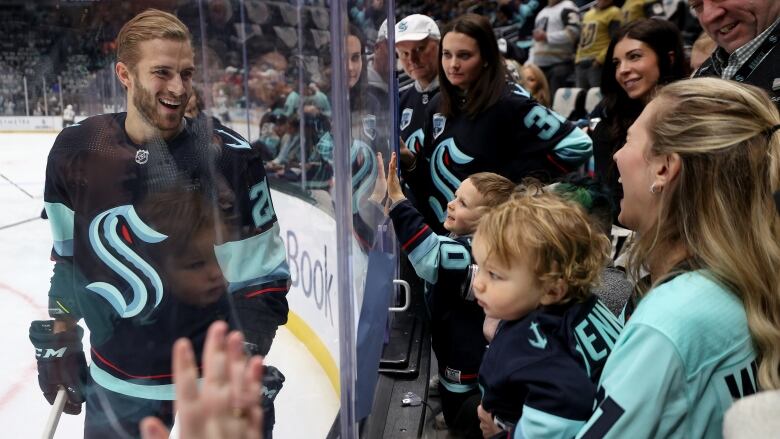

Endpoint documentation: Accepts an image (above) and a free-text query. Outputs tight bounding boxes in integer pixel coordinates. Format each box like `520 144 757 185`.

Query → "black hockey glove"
29 320 88 415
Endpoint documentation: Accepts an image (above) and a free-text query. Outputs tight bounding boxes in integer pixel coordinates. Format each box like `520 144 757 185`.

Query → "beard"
132 74 187 133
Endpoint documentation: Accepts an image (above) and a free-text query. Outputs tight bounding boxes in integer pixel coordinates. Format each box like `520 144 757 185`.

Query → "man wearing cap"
692 0 780 108
395 14 441 161
369 19 391 97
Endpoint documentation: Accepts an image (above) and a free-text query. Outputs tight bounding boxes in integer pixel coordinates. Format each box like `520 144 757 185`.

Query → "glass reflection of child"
384 152 516 437
139 190 232 308
473 193 623 438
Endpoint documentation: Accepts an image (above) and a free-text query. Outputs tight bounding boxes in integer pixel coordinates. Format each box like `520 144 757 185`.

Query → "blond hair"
467 172 516 211
631 78 780 389
521 63 551 108
117 9 191 69
475 193 610 302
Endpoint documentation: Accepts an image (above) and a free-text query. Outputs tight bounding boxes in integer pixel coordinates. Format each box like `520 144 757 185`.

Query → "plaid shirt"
709 17 780 80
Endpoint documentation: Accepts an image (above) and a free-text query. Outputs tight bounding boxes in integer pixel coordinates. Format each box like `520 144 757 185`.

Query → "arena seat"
585 87 602 114
552 87 586 120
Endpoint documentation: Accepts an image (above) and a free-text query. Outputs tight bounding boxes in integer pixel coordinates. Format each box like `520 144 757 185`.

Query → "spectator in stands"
591 19 686 223
577 77 780 438
691 0 780 108
399 13 592 236
689 32 716 72
520 63 552 107
575 0 621 89
368 19 391 99
396 14 441 157
528 0 581 95
620 0 665 24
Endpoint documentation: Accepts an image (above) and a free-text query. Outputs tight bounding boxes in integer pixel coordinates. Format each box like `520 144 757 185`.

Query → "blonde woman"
577 78 780 438
520 63 551 108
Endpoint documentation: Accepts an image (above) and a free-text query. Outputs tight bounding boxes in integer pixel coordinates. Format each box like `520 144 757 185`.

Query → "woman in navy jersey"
400 13 592 235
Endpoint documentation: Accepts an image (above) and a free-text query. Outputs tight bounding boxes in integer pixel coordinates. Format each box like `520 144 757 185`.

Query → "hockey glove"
29 320 88 415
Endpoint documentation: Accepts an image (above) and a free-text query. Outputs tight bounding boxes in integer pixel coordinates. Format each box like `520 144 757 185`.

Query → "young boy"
384 153 516 437
472 193 623 438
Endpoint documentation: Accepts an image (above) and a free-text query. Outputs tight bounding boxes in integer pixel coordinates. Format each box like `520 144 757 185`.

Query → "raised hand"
387 152 406 205
140 321 264 439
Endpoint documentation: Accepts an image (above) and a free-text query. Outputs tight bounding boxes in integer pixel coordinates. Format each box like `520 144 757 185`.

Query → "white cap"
377 19 388 41
395 14 440 43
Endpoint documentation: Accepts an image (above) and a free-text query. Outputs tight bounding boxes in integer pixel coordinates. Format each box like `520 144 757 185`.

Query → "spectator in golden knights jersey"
396 14 441 162
576 78 780 438
400 14 592 234
691 0 780 108
620 0 665 24
29 9 290 438
575 0 621 89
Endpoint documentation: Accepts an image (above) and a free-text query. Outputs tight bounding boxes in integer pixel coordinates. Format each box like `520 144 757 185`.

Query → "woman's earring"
649 183 662 194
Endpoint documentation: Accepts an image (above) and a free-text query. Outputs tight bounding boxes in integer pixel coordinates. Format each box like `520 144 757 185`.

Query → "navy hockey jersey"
399 80 439 157
408 82 592 230
479 295 622 438
43 113 290 400
388 199 486 392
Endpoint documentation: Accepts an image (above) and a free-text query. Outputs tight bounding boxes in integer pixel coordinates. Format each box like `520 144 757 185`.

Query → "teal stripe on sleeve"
214 223 289 283
553 126 593 164
90 363 180 400
45 202 75 256
407 233 443 284
516 405 585 439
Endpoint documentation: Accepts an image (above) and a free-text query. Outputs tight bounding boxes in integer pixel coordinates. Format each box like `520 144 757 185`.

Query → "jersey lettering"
249 179 275 229
524 106 562 140
86 205 167 318
579 395 625 438
573 302 622 374
724 361 758 399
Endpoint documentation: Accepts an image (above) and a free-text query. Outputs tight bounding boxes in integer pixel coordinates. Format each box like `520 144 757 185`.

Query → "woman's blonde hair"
521 63 551 108
117 9 191 69
475 193 610 302
631 77 780 389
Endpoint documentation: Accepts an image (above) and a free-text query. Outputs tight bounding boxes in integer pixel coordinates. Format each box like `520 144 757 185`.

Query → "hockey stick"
41 387 67 439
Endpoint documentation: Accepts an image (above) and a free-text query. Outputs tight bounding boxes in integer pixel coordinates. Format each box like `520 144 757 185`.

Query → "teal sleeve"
576 324 688 439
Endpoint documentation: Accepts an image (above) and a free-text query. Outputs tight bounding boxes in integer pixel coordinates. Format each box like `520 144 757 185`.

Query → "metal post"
57 75 64 113
239 0 252 140
42 76 48 116
23 76 29 116
296 0 307 190
330 1 358 437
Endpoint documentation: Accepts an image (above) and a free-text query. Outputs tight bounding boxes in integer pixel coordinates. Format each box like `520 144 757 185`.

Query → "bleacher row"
552 86 603 121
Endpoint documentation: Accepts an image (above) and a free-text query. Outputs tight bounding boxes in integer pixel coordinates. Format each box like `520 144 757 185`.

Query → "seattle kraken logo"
87 205 167 318
363 115 377 140
405 128 424 156
400 108 413 131
429 138 473 221
432 113 446 139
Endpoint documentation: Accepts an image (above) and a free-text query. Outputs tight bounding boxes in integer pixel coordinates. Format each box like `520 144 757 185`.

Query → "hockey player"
401 14 592 237
383 152 516 437
577 79 780 438
28 9 289 438
473 193 621 438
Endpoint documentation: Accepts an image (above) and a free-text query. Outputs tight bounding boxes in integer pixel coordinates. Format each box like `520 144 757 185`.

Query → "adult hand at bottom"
140 321 264 439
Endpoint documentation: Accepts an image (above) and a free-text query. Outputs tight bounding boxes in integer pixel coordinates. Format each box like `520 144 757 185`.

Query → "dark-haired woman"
591 19 687 223
402 13 592 237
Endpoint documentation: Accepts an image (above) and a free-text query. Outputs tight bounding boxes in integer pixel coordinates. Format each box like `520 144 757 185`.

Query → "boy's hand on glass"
477 403 503 438
369 152 387 205
387 152 406 205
